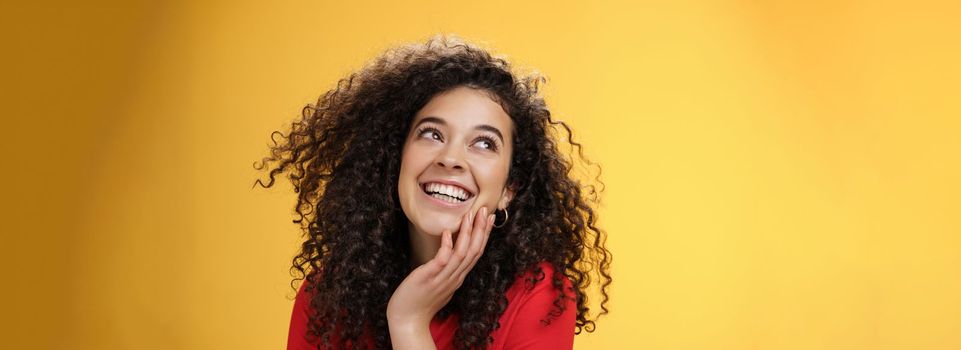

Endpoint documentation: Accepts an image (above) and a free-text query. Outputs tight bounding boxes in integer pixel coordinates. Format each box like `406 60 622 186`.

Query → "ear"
498 184 515 210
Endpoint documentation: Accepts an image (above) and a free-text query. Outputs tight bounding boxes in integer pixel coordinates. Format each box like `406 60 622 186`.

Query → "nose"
435 144 465 171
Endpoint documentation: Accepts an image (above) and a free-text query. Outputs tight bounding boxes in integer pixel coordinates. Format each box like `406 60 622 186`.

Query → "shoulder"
290 271 326 327
288 278 316 349
292 273 321 315
493 262 577 349
506 261 575 299
288 273 331 349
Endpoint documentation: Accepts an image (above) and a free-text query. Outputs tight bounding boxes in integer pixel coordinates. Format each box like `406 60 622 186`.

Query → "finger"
456 219 488 283
464 213 496 275
487 213 495 233
451 207 487 279
454 207 488 279
466 207 475 230
472 213 495 267
481 213 494 255
437 211 472 281
479 213 494 257
466 207 489 262
429 230 453 270
414 230 452 284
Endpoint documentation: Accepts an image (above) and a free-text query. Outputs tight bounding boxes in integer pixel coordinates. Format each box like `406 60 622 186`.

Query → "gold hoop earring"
492 208 509 228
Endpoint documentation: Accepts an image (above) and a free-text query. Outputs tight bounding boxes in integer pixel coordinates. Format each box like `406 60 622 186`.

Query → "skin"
388 87 516 349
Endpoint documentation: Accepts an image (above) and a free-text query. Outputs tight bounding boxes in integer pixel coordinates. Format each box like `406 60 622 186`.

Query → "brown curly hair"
254 35 611 349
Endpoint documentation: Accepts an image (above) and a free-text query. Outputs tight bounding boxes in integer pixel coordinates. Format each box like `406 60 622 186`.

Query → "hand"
386 207 495 328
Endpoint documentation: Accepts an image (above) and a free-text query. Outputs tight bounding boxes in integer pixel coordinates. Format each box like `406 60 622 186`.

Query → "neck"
408 224 441 267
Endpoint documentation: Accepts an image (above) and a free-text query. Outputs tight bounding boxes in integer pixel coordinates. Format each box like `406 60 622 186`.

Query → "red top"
287 262 576 349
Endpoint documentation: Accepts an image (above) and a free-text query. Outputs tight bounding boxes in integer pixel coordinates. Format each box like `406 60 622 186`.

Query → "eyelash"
417 126 443 141
474 136 499 151
416 126 500 152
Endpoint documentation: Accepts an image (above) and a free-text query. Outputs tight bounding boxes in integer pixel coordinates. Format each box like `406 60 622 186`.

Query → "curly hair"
254 36 611 349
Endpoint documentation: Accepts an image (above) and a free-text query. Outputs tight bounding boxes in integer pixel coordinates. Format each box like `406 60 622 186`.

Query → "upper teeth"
425 183 470 200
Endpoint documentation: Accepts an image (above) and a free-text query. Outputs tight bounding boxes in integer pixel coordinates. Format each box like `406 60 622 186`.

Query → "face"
398 86 515 237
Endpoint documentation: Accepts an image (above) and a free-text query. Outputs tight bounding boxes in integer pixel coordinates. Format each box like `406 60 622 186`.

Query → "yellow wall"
2 0 959 349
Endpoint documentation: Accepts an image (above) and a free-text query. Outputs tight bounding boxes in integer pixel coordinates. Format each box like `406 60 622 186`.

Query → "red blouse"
287 262 576 349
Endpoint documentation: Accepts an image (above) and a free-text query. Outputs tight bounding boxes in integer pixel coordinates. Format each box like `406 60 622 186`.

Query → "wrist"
386 313 429 331
387 317 435 350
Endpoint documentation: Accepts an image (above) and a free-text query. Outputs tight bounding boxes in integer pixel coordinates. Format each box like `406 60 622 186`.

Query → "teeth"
431 193 459 203
424 182 470 201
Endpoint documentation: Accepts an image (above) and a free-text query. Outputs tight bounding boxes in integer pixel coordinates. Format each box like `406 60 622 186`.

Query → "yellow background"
2 0 959 349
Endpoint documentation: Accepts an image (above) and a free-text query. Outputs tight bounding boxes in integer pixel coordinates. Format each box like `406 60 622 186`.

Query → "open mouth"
421 182 475 204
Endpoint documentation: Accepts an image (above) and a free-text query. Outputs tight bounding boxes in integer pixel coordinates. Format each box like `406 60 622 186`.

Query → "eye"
473 136 499 151
417 127 442 141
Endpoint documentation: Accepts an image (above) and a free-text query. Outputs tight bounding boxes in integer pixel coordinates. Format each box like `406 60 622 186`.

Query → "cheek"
398 144 435 200
399 145 426 177
398 149 418 198
473 161 511 206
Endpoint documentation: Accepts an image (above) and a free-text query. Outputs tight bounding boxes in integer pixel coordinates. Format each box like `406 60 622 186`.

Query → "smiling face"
398 86 515 237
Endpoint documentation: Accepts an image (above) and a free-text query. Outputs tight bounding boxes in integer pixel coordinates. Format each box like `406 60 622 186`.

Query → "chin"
413 215 464 236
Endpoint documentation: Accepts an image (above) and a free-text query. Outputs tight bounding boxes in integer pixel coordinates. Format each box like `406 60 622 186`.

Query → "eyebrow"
414 116 505 143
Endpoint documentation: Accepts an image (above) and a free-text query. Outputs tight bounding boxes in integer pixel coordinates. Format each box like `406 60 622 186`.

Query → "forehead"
412 87 513 138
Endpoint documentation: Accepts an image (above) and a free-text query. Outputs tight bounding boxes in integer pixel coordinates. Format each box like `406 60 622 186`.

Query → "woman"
255 36 611 350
